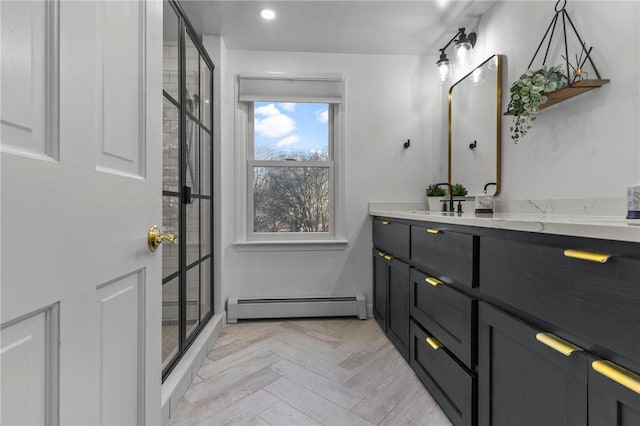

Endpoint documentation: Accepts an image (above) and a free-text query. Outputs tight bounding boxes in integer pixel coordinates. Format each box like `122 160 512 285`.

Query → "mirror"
449 54 502 196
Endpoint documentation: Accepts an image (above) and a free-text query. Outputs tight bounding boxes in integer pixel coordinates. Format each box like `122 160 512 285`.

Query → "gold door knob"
147 225 177 252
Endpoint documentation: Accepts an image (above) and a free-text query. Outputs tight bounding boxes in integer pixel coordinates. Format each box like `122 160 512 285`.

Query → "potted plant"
508 65 567 142
451 183 468 197
425 184 446 211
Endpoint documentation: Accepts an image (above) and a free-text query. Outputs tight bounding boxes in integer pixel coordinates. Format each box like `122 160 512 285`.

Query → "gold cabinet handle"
592 360 640 394
384 255 393 261
426 228 440 234
535 333 582 356
425 277 442 287
563 249 610 263
426 336 443 350
378 251 386 257
147 225 177 252
382 220 390 225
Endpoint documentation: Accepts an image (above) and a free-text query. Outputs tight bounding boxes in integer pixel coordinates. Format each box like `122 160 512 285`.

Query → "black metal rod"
528 13 559 69
542 13 560 67
564 9 602 79
562 11 571 82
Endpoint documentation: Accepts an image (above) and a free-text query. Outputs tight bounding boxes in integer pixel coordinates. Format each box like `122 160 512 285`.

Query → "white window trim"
233 74 347 250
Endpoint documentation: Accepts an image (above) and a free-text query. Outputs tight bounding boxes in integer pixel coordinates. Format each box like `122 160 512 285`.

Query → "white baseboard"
161 313 224 425
366 303 373 318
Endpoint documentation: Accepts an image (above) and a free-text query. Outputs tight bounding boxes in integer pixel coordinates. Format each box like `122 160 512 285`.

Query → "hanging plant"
508 65 567 142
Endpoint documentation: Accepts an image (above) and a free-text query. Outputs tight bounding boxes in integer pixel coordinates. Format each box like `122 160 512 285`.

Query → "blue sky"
254 102 328 159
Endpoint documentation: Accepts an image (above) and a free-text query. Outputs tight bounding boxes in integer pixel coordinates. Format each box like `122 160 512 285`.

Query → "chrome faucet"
435 182 454 212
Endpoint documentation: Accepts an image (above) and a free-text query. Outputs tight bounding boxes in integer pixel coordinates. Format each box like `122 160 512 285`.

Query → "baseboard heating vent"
227 295 367 324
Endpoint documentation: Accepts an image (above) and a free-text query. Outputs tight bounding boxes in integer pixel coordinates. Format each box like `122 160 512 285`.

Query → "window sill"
232 239 349 252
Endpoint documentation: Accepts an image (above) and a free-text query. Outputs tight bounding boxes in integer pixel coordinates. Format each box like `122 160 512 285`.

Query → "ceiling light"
260 9 276 20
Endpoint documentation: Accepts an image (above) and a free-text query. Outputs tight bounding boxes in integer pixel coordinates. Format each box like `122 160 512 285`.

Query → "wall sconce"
436 27 477 83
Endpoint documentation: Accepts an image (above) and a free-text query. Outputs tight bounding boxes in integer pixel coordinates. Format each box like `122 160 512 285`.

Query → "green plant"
508 65 567 142
425 184 446 197
451 183 468 197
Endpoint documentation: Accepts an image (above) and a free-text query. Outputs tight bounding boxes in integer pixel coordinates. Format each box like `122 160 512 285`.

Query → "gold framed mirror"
448 54 502 196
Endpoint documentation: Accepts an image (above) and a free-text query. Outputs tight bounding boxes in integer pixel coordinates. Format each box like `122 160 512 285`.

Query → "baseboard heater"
226 295 367 324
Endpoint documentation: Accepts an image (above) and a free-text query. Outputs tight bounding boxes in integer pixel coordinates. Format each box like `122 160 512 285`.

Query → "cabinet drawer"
410 268 475 368
411 224 477 287
373 218 410 259
480 235 640 364
410 320 475 426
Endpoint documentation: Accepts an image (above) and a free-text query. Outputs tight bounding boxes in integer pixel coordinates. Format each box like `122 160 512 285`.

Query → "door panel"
1 1 162 424
97 271 145 426
0 0 57 160
0 307 58 426
97 0 145 177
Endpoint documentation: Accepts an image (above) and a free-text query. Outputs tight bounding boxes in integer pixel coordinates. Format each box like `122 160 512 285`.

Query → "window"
236 74 345 245
250 101 333 235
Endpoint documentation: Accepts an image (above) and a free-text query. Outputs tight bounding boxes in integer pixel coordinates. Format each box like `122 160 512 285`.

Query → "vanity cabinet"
371 214 640 426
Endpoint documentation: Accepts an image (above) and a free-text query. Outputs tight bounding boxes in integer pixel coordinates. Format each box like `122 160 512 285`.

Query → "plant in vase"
425 184 446 211
508 65 567 142
451 183 468 197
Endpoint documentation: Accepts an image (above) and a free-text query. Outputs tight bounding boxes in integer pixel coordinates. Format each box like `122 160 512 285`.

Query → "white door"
1 1 163 425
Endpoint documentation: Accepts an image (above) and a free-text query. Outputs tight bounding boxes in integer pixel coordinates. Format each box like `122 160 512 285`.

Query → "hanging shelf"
505 79 609 116
505 0 609 116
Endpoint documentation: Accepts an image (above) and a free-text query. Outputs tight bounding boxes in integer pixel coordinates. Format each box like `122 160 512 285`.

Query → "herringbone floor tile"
169 318 452 426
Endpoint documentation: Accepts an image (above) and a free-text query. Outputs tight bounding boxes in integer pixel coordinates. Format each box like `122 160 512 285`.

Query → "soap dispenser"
628 183 640 219
475 182 496 214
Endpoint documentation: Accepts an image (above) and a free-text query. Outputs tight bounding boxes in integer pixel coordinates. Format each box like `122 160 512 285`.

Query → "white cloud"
255 114 295 138
255 103 280 117
276 134 301 148
278 102 296 112
315 108 328 123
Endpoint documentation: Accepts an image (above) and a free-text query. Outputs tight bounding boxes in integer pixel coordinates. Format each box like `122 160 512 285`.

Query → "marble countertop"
369 200 640 243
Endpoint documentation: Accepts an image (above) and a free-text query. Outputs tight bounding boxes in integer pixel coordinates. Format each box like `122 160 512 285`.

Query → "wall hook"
403 139 411 149
469 140 477 150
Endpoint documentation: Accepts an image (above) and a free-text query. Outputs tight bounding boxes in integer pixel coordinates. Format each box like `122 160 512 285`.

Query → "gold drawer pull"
563 249 610 263
426 228 440 234
384 255 393 261
378 251 386 257
425 277 442 287
426 336 442 350
382 220 390 225
535 333 582 356
592 360 640 394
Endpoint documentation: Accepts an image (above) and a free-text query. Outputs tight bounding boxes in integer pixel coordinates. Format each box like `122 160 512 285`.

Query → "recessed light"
260 9 276 20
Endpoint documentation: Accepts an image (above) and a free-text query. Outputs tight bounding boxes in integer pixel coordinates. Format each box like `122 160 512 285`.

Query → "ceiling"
179 1 497 55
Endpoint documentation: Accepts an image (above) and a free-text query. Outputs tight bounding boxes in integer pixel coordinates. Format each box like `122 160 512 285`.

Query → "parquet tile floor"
169 318 453 426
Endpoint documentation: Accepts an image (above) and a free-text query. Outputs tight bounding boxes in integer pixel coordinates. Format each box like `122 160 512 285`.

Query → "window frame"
234 79 347 249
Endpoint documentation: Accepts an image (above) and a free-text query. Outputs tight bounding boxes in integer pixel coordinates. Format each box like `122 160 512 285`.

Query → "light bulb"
438 61 452 83
456 41 472 67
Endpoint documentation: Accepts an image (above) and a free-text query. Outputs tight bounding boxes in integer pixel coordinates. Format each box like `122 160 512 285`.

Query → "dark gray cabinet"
373 250 388 332
387 258 410 360
372 249 410 360
589 358 640 425
372 215 640 426
372 218 411 361
478 302 588 426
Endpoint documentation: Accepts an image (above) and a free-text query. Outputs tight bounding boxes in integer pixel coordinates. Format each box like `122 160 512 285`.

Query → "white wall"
206 46 437 308
438 0 640 199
